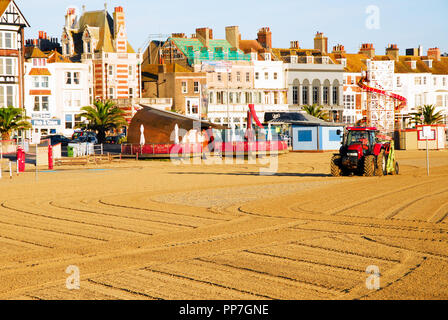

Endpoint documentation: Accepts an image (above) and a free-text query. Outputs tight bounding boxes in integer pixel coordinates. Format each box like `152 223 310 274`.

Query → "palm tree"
0 106 32 140
302 104 328 121
77 100 127 143
410 105 444 125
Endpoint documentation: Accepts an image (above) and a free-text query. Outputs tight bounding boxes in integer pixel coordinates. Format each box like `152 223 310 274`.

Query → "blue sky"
20 0 447 55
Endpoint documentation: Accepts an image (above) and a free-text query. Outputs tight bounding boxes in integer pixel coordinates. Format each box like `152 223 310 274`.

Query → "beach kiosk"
267 112 344 152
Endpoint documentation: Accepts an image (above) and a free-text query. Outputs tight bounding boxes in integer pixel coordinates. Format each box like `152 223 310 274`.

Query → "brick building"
0 0 29 112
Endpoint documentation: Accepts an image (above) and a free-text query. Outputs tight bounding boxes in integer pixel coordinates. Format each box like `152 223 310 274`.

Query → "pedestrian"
201 129 209 160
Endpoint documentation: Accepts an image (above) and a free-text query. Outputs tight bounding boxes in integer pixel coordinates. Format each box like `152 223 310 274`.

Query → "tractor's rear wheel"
331 155 343 177
375 151 387 176
364 155 375 177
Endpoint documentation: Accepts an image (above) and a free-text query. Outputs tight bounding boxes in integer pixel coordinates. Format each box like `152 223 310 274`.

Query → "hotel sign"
32 119 61 127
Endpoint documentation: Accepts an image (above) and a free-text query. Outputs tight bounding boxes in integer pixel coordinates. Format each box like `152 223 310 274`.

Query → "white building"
24 47 90 141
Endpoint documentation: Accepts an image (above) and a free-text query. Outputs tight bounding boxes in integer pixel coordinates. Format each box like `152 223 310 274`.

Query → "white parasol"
267 123 273 141
174 124 180 144
139 124 145 145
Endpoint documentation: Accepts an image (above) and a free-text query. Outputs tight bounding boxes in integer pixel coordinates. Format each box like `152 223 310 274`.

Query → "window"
108 65 114 76
444 78 447 87
302 86 309 105
245 92 252 104
41 76 49 88
4 33 12 49
33 76 40 88
42 96 49 111
434 78 437 86
333 87 339 105
423 77 427 85
237 72 241 82
65 72 72 85
292 86 298 105
129 66 133 76
246 72 250 82
415 77 422 85
129 87 134 98
397 77 401 87
5 58 12 75
323 87 329 105
344 94 355 110
65 43 70 55
193 81 199 93
65 114 73 129
228 73 232 82
274 72 278 80
0 86 4 107
33 96 49 112
73 72 80 85
6 86 13 107
229 92 234 104
75 114 83 128
415 94 422 107
217 73 222 82
109 88 114 99
209 92 214 104
264 72 268 80
236 92 241 104
34 96 40 111
313 86 319 104
181 81 187 94
255 72 259 80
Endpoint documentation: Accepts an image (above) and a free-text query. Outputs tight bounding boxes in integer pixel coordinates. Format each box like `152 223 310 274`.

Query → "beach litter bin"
67 146 74 157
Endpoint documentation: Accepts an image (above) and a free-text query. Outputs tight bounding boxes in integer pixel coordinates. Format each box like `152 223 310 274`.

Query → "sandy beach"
0 149 447 300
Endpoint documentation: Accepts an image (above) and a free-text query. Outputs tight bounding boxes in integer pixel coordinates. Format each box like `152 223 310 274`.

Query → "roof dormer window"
306 56 314 64
290 55 298 64
264 53 271 61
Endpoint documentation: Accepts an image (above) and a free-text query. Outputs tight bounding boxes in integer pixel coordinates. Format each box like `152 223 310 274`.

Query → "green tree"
0 106 32 140
302 104 328 121
77 100 127 143
410 105 444 125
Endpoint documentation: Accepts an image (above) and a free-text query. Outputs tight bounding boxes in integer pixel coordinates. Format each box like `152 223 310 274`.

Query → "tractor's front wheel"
364 155 375 177
331 155 343 177
375 151 387 176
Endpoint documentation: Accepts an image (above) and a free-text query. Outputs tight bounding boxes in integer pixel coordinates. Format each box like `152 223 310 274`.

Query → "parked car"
72 135 98 144
41 135 71 146
72 130 97 140
105 133 125 144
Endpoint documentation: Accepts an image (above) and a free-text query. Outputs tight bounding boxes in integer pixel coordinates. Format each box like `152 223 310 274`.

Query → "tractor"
331 127 399 177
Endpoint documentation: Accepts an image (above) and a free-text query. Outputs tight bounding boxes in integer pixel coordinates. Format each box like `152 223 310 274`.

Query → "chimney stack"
359 43 375 58
196 27 213 48
257 27 272 49
225 26 240 49
386 44 399 61
427 47 441 62
290 41 300 49
332 44 346 54
314 32 328 54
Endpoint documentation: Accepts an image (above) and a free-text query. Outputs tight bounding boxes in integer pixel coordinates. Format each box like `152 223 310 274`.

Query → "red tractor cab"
331 127 399 177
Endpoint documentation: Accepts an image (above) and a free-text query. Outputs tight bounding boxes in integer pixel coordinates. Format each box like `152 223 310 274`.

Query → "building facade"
0 0 29 113
61 5 142 122
273 34 345 122
24 47 90 141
